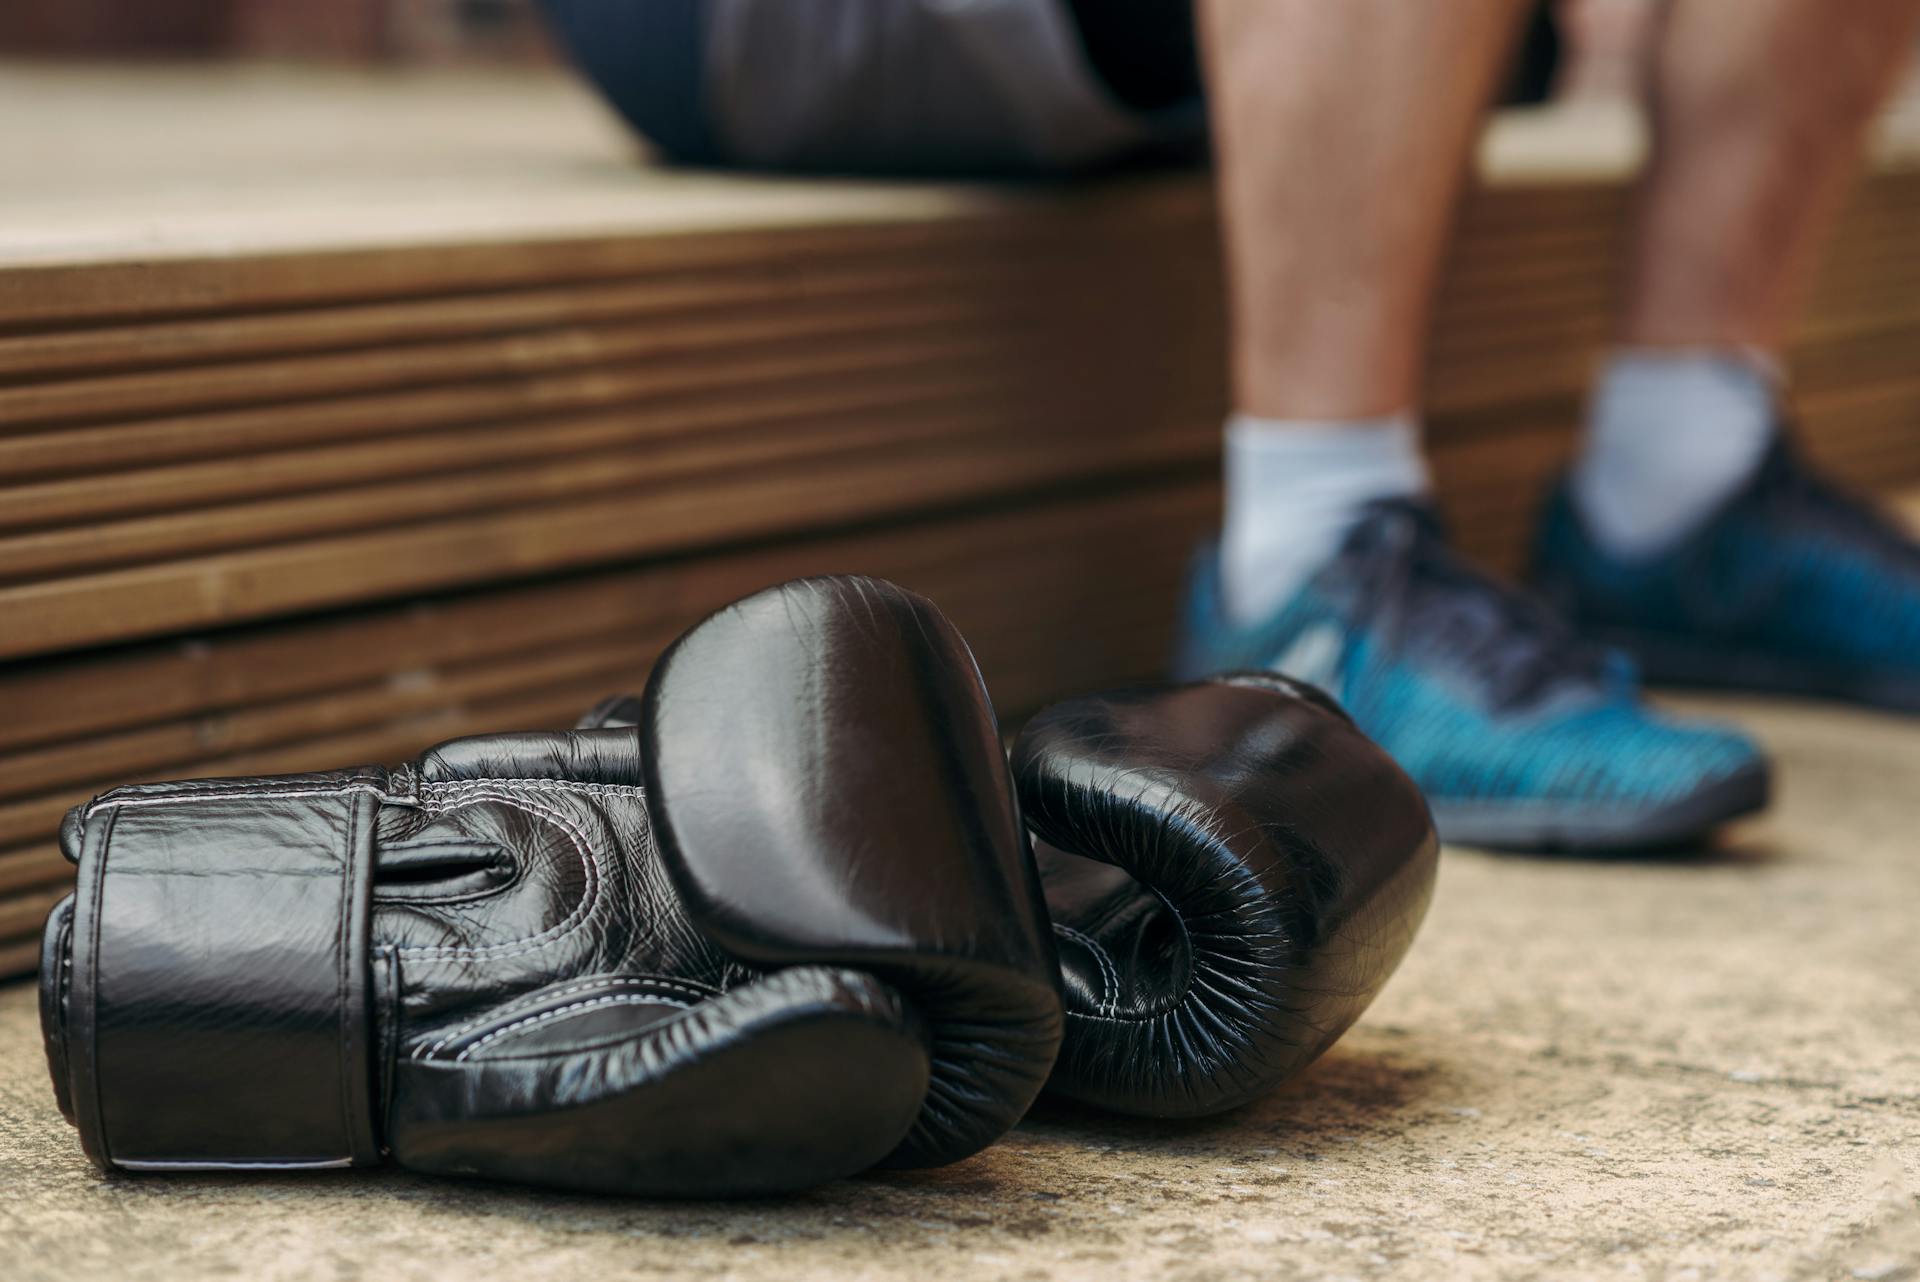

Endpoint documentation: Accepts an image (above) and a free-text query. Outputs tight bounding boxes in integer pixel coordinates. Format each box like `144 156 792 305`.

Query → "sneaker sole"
1593 627 1920 715
1427 759 1771 853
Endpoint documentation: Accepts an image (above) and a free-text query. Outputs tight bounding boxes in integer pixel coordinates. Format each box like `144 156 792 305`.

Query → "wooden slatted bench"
3 65 1920 975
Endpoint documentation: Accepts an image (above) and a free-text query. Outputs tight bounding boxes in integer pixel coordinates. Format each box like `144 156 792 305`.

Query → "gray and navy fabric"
1176 500 1770 852
1534 436 1920 714
540 0 1554 175
542 0 717 163
540 0 1204 174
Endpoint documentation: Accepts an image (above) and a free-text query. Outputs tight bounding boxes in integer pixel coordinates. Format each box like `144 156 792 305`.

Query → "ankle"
1571 349 1779 558
1220 411 1430 626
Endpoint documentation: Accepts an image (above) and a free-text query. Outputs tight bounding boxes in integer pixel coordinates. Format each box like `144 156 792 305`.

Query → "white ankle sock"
1571 349 1780 559
1220 412 1431 627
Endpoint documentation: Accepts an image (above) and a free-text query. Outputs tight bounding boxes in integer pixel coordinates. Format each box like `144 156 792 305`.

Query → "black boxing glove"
1011 672 1438 1116
580 669 1436 1121
41 576 1062 1196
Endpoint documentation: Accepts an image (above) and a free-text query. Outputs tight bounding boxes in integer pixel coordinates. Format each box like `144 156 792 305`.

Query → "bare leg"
1185 0 1774 850
1621 0 1920 351
1200 0 1529 627
1571 0 1920 557
1556 0 1662 103
1198 0 1531 419
1186 0 1787 845
1547 0 1920 724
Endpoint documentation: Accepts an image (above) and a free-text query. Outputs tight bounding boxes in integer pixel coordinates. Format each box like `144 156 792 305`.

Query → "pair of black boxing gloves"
40 575 1437 1197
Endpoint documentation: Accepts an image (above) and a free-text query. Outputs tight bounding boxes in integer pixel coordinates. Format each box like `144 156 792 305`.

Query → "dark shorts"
541 0 1557 176
541 0 1206 175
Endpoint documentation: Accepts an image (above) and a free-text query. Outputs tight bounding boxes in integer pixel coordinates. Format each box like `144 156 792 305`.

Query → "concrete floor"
2 694 1916 1282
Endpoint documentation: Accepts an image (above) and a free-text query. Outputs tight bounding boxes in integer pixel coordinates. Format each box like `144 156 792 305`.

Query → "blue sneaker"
1534 436 1920 713
1178 500 1770 851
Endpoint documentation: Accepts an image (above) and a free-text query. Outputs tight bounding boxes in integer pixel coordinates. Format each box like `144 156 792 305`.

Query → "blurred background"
0 0 557 64
0 0 1661 91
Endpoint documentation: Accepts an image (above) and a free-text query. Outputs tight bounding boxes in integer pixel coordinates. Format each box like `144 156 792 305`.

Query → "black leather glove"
580 670 1437 1121
41 576 1062 1196
1011 672 1437 1116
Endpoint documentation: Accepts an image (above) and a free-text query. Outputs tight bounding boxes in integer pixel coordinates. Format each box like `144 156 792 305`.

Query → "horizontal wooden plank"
1 68 1760 323
0 383 1021 570
24 191 1920 440
0 294 1041 430
1 335 1910 657
0 848 71 897
0 629 673 803
0 173 1215 331
0 936 39 981
0 681 634 866
0 887 66 942
0 417 1213 658
0 477 1218 871
0 246 1048 383
0 347 1006 529
0 114 1916 669
0 331 1016 484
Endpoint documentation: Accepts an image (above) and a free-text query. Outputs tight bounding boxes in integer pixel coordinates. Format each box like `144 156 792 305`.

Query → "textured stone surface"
3 695 1917 1281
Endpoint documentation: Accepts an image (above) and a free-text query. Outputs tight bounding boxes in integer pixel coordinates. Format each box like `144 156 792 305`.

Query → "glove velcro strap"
64 777 385 1171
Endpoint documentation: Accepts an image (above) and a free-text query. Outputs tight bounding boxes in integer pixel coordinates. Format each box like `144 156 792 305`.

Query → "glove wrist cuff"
46 773 388 1171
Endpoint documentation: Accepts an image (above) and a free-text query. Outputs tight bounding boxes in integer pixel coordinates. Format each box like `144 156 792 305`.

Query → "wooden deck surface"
3 65 1920 974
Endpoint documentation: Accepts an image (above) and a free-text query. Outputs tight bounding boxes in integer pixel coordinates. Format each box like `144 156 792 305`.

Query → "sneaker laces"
1753 435 1920 572
1347 500 1619 710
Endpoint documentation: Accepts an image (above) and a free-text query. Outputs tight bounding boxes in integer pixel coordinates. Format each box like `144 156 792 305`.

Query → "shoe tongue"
1347 501 1614 711
1345 496 1447 549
